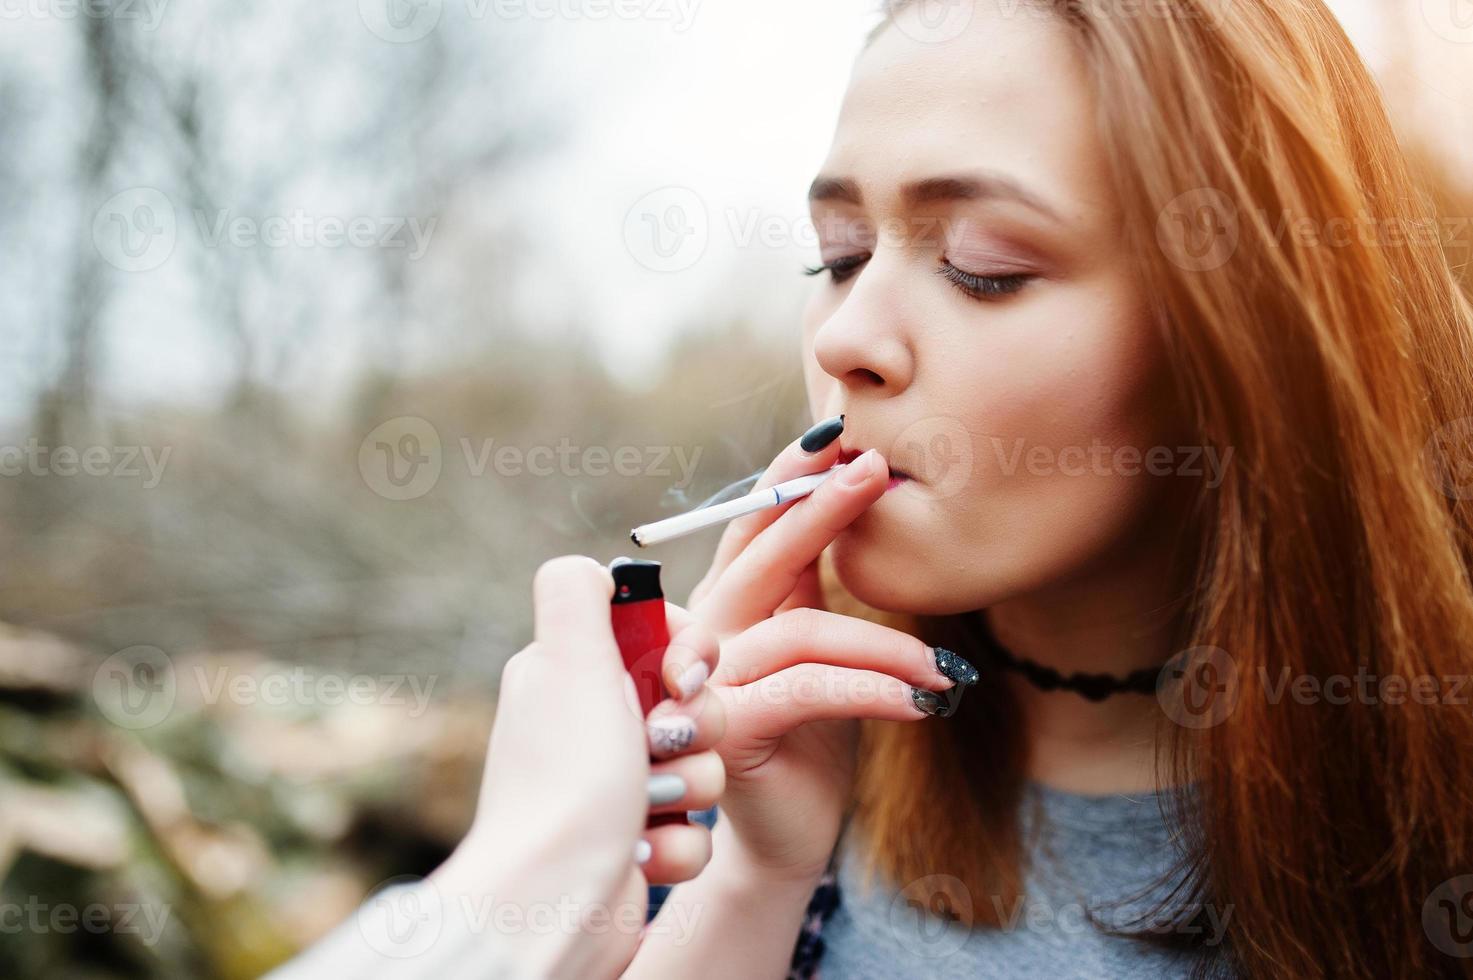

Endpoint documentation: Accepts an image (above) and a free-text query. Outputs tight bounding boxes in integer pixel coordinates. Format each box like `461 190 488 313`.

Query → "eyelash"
935 262 1031 299
803 255 1032 301
802 254 867 284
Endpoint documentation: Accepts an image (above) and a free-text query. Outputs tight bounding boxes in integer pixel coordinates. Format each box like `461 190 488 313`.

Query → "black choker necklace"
965 614 1159 702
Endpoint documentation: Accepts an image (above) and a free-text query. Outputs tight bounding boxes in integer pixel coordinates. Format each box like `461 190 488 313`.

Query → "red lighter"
609 556 689 828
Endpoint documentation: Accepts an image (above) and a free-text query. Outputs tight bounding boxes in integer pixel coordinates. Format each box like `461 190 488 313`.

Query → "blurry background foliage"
0 1 1468 977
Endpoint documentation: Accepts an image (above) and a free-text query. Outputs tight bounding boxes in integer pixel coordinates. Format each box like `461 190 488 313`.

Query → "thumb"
531 555 620 676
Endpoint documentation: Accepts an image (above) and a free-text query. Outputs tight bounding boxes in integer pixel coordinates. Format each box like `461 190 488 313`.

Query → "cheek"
963 284 1178 589
801 291 841 419
987 289 1168 462
904 279 1171 492
831 281 1178 613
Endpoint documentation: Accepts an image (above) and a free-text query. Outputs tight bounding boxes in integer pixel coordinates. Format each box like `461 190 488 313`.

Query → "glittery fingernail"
671 660 710 701
648 716 697 755
911 686 963 718
647 774 687 806
932 646 979 686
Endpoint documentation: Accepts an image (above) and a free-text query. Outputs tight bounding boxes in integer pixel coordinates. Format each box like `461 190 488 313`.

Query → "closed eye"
937 260 1032 300
803 253 869 285
804 254 1032 299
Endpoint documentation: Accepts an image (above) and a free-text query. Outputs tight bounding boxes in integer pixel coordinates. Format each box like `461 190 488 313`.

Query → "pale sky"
1 0 1467 418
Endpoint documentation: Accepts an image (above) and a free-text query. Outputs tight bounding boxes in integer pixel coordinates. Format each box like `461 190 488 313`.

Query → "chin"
828 519 986 617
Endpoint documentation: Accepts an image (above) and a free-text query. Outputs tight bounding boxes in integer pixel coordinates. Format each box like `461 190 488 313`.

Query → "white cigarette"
631 467 842 547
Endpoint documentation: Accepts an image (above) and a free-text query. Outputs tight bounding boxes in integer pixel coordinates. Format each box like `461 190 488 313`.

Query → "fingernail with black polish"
799 414 845 454
932 647 979 686
912 685 964 717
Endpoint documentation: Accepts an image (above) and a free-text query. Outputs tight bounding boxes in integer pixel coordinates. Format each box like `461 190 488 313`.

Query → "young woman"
623 1 1473 978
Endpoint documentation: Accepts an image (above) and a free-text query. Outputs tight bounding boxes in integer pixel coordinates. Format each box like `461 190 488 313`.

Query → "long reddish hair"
839 2 1473 977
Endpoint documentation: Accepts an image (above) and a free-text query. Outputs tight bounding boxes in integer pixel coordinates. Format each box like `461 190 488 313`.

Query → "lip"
837 445 911 489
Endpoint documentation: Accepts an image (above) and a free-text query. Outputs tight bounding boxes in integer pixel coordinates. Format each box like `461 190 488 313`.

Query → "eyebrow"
807 171 1063 223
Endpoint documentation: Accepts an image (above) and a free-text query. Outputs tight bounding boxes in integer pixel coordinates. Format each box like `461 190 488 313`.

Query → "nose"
811 255 915 397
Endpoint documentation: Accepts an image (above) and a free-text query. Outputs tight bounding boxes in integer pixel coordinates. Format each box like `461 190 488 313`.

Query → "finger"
638 823 713 885
664 601 695 635
646 685 726 759
661 616 720 702
772 561 823 616
714 608 976 692
646 750 725 815
532 556 617 664
704 415 846 583
701 450 888 634
720 663 963 742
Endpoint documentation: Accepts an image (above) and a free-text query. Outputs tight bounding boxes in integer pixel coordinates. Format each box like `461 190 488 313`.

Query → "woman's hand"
686 422 974 887
432 556 727 978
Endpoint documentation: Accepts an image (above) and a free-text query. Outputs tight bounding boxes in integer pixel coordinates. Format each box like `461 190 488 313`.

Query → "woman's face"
803 7 1181 616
